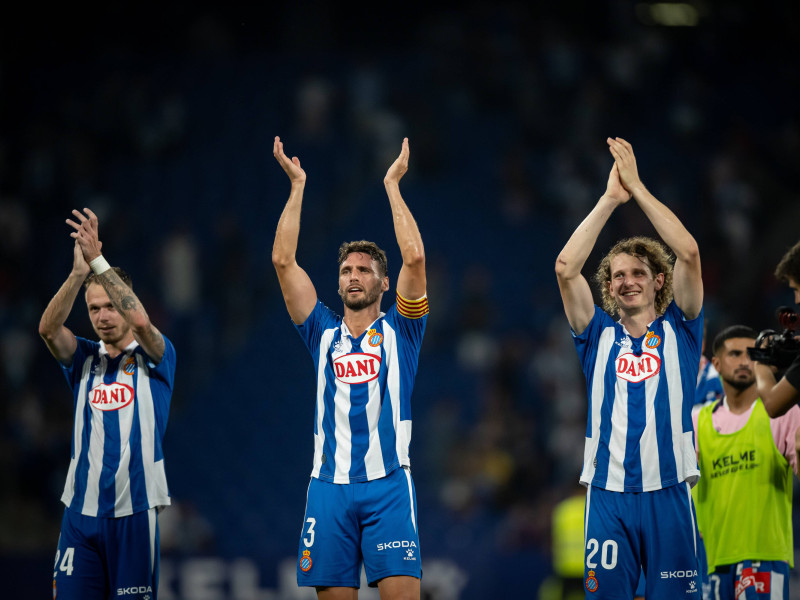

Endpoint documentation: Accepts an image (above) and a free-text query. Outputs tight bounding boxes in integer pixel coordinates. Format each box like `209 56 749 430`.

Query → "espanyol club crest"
585 570 598 593
367 328 383 347
615 350 661 383
90 382 135 411
333 353 381 384
644 331 661 349
123 356 136 375
299 550 313 572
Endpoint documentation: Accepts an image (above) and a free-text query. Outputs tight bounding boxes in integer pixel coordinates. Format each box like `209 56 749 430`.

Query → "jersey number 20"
586 538 619 570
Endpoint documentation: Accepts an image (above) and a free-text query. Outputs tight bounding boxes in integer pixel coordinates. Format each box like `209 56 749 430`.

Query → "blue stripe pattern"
58 336 176 517
573 302 702 492
295 299 427 484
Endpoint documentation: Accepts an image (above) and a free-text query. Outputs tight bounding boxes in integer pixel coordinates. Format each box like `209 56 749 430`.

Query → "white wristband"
89 255 111 275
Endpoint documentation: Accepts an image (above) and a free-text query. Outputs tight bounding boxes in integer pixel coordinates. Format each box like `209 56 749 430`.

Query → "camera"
747 306 800 369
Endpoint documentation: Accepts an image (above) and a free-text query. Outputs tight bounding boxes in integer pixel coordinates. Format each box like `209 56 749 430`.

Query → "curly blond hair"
593 236 674 316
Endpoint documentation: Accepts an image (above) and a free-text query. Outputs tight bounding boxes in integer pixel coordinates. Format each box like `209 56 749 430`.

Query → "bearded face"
338 252 388 311
713 337 756 392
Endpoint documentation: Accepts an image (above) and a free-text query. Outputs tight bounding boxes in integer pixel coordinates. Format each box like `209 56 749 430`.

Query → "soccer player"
555 138 703 599
39 208 176 600
272 136 428 599
693 325 800 599
755 240 800 417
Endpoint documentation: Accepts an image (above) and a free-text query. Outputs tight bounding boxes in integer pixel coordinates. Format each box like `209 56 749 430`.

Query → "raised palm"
273 136 306 184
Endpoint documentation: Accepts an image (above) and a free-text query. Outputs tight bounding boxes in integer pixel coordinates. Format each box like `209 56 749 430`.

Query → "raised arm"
67 208 166 362
755 362 800 417
555 164 630 334
272 136 317 324
384 138 426 300
608 137 703 319
38 240 89 363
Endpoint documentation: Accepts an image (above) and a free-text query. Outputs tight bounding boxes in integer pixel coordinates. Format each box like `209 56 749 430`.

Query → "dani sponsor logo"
91 382 134 411
333 353 381 384
615 351 661 383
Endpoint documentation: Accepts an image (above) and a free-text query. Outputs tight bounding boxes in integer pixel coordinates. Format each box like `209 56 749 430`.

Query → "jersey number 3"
303 518 317 548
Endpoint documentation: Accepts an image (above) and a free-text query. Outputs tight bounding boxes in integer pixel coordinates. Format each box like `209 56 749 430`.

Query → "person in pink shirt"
692 325 800 600
692 326 800 466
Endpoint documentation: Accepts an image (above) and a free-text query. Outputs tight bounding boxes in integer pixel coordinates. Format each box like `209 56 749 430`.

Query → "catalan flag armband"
397 293 429 319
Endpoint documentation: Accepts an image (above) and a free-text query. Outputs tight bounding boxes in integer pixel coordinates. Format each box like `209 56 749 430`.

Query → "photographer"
755 240 800 417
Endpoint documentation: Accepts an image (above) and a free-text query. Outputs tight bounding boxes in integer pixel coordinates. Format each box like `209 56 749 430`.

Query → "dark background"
2 1 800 598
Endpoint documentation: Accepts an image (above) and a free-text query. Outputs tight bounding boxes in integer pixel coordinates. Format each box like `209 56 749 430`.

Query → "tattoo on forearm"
99 272 119 289
99 272 141 316
95 265 163 357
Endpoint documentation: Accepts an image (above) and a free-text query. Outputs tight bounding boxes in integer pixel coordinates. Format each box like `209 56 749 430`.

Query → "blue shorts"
584 483 700 600
53 506 159 600
708 561 789 600
635 532 710 598
297 466 421 588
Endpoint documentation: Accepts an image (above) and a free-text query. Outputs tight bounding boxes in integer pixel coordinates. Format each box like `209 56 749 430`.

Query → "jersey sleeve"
665 301 704 352
384 293 429 351
571 305 612 372
149 334 177 388
294 300 340 354
60 337 97 389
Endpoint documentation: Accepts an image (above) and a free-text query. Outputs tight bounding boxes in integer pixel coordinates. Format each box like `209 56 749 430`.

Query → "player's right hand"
273 136 306 185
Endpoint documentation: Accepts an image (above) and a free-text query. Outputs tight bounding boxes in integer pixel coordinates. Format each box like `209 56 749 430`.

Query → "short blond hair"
594 236 674 316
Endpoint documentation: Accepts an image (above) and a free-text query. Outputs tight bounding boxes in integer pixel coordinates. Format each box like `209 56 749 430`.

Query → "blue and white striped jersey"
295 295 428 484
59 336 176 518
572 302 702 492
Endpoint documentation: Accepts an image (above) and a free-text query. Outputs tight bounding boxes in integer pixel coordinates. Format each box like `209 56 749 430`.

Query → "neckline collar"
98 339 139 357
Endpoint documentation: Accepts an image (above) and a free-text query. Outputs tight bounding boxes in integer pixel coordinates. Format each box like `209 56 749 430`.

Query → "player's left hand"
66 208 103 262
607 137 643 193
384 138 410 186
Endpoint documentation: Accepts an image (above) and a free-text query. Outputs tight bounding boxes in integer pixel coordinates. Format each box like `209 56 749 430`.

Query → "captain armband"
397 293 429 319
